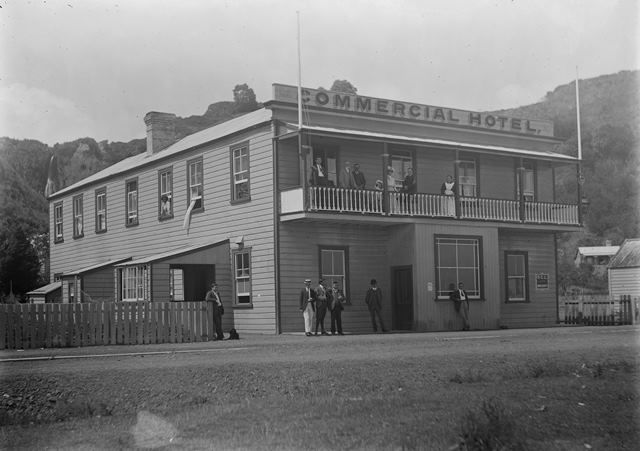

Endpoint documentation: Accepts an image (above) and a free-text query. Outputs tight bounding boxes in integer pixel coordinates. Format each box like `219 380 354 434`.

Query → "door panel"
392 267 413 330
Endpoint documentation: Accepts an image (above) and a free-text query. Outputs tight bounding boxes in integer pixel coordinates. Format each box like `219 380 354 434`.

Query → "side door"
392 266 413 330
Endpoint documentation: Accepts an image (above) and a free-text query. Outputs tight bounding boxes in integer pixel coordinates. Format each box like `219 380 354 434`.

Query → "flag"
182 197 199 233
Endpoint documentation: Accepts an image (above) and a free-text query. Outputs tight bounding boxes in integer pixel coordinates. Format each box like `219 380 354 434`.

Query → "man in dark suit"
450 282 470 330
205 282 225 340
329 280 346 335
314 279 329 335
299 279 316 337
365 279 388 333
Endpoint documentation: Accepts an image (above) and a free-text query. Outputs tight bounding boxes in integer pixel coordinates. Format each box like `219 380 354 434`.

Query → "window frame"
95 187 107 234
187 157 204 212
434 235 483 300
72 194 84 239
118 265 147 302
515 160 536 202
125 178 139 227
505 251 529 303
232 248 252 307
389 147 415 191
318 246 350 300
230 142 251 204
457 158 478 197
158 167 174 220
53 201 64 243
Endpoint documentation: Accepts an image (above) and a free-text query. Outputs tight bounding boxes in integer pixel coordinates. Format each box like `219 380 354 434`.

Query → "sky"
0 0 638 145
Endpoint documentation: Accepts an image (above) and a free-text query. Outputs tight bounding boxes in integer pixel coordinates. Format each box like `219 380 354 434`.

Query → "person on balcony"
340 161 355 189
401 167 417 213
310 157 328 187
441 175 457 217
352 163 366 189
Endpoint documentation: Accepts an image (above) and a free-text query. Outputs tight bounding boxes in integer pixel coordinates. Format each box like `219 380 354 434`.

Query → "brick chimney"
144 112 176 155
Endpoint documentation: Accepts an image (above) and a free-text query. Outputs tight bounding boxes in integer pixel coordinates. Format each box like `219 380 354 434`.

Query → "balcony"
280 186 580 226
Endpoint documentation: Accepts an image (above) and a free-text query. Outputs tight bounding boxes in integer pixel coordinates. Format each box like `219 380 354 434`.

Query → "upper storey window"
54 201 64 243
158 168 173 219
231 143 250 202
126 178 139 227
187 158 203 211
95 188 107 233
73 194 84 238
457 160 477 197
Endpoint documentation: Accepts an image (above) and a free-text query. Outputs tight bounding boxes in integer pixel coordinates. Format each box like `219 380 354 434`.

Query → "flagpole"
575 66 584 225
297 11 303 129
575 67 582 161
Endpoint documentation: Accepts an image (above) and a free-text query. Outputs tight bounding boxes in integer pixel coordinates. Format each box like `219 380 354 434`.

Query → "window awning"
63 257 132 276
114 239 229 267
26 281 62 296
283 124 578 163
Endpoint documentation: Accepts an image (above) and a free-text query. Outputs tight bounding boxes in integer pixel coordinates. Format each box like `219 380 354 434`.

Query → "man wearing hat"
299 279 316 337
364 279 387 333
205 282 225 340
314 279 329 335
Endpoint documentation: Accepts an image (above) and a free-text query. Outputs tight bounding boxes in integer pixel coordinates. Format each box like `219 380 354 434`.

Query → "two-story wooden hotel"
48 83 582 334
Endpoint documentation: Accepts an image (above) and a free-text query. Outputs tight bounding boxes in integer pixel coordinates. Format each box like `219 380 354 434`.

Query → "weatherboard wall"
49 123 278 334
498 231 557 328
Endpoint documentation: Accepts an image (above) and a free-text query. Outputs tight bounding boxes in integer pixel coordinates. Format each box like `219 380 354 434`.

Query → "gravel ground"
1 326 638 449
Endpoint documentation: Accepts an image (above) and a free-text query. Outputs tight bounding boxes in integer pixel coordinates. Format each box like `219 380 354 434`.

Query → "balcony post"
382 143 390 215
577 162 584 225
517 161 526 222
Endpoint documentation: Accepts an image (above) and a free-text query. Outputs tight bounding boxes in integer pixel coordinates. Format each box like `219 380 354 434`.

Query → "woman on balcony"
441 175 457 217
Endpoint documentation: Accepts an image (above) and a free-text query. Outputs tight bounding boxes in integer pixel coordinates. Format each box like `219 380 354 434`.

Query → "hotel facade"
48 84 582 334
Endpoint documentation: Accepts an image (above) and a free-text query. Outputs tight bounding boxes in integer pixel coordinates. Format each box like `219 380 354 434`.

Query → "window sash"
436 237 481 299
120 266 146 301
233 146 250 200
234 250 251 304
126 181 138 224
506 253 528 302
320 249 347 297
73 196 83 236
188 160 203 208
54 203 63 239
517 163 535 201
457 160 477 197
96 191 106 232
159 170 173 217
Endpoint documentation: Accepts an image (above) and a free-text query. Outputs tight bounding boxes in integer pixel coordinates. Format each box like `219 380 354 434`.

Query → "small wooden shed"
26 281 62 304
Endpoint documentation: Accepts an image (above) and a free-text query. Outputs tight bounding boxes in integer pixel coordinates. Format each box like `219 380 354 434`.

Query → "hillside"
0 72 638 285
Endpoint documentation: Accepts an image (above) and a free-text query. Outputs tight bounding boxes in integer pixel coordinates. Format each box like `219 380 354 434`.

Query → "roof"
609 239 640 269
292 124 577 162
26 281 62 296
63 257 133 276
114 239 228 266
50 108 273 199
576 246 620 258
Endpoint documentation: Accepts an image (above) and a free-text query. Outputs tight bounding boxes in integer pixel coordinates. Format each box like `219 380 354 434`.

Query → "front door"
392 266 413 330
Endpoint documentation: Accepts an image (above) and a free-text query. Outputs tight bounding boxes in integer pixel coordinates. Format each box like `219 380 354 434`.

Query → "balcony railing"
280 187 580 226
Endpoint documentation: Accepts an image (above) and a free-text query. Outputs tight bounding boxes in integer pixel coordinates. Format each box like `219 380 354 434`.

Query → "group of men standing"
299 278 347 336
299 278 389 336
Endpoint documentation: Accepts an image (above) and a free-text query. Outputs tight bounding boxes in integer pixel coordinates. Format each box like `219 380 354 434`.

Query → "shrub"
458 398 526 451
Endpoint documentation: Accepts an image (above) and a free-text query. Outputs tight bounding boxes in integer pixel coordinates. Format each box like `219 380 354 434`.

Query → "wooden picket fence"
0 301 219 350
563 297 635 326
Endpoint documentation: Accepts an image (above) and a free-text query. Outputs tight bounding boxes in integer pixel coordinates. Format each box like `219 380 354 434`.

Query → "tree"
232 83 258 113
330 80 358 94
0 218 42 302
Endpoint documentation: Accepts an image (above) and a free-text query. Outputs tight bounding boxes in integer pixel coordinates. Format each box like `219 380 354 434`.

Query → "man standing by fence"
205 282 225 340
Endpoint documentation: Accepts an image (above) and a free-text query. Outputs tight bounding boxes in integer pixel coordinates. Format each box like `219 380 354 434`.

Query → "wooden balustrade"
304 186 579 225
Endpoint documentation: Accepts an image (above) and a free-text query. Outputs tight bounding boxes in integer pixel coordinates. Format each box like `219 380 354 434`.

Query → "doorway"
392 266 413 330
171 264 215 301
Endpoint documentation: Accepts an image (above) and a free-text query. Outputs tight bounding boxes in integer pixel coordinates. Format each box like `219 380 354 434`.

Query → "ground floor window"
233 249 251 305
119 265 147 301
320 247 348 297
435 236 482 299
505 251 528 302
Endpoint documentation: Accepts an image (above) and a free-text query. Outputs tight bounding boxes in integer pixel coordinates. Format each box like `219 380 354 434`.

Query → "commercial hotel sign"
273 84 554 137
